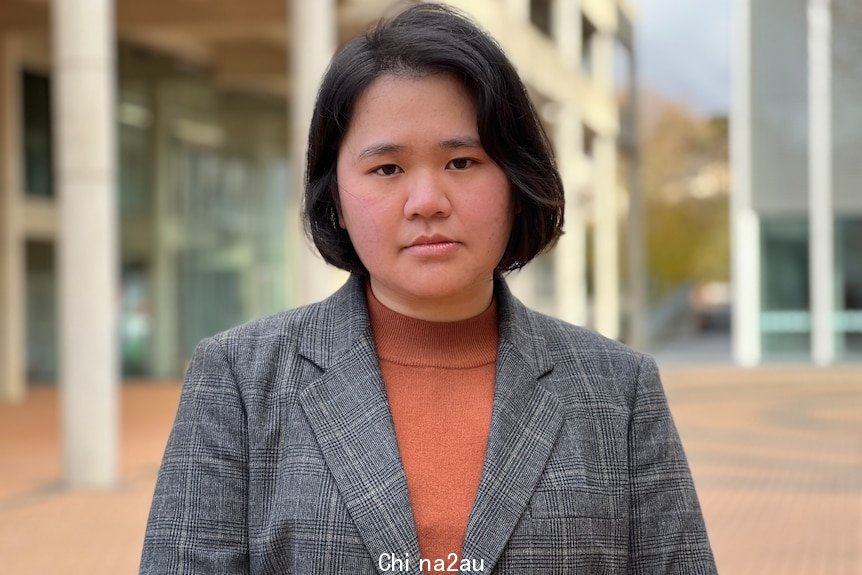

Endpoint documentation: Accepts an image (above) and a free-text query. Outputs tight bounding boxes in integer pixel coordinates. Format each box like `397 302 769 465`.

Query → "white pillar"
808 0 834 365
625 45 647 351
0 35 26 403
150 86 180 378
551 0 588 325
731 0 761 366
289 0 343 305
554 108 588 326
53 0 119 487
591 31 615 97
506 0 530 22
591 31 620 339
552 0 581 67
593 135 619 339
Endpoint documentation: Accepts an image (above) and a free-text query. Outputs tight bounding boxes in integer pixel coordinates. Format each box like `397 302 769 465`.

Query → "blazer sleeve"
628 354 717 574
140 336 250 574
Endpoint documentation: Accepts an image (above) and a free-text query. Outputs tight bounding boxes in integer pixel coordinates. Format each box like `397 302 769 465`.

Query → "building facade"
0 0 637 485
732 0 862 365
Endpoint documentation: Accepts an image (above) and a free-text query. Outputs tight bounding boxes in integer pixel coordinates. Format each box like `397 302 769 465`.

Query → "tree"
639 94 730 301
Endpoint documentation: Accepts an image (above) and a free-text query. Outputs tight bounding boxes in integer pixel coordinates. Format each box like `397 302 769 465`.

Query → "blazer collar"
297 273 554 375
298 274 564 575
296 274 374 371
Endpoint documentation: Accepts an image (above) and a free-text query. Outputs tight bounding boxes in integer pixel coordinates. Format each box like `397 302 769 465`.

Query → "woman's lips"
404 236 459 257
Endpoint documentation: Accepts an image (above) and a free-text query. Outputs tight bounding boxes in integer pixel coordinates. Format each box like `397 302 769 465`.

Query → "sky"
632 0 731 117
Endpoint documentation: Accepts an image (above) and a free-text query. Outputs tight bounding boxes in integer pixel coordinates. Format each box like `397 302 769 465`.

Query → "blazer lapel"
298 276 421 575
459 281 565 575
295 276 565 575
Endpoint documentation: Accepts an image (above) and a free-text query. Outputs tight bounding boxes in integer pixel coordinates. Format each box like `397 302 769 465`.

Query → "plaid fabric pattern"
140 274 717 574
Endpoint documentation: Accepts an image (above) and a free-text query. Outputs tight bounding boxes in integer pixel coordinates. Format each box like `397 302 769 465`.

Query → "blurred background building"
0 0 638 485
732 0 862 365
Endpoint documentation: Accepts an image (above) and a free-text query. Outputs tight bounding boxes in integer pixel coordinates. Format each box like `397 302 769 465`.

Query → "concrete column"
150 86 180 378
593 135 619 339
289 0 343 305
591 31 620 340
551 0 588 325
52 0 119 487
0 35 26 403
808 0 834 365
553 108 588 326
731 0 761 365
506 0 531 22
624 45 647 351
552 0 581 68
591 30 614 97
150 229 179 377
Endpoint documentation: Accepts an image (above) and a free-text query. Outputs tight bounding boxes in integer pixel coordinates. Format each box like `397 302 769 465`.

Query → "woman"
141 4 717 574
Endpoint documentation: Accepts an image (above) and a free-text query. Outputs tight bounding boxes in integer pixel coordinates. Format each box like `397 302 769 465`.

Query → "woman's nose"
403 171 452 219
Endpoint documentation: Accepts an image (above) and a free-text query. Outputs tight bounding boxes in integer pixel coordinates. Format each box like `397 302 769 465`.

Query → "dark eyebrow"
357 143 405 160
356 137 481 160
439 137 482 150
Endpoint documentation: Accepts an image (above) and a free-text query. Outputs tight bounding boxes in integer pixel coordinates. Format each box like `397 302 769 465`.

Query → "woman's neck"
367 277 494 322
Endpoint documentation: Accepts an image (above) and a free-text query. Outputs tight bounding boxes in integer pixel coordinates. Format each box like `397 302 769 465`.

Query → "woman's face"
336 73 513 321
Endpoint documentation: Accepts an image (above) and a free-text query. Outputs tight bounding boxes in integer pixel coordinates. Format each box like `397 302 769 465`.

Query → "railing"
760 310 862 333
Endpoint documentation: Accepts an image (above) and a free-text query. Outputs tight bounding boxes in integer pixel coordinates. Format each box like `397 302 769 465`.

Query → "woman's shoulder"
538 314 643 361
518 305 645 365
497 279 644 371
517 307 652 409
203 279 367 375
208 301 316 349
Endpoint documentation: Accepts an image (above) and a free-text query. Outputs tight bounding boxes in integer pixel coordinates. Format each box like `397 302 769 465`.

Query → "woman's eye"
373 164 402 176
447 158 474 170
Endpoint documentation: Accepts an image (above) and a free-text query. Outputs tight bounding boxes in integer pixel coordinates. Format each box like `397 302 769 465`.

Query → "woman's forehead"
342 73 479 146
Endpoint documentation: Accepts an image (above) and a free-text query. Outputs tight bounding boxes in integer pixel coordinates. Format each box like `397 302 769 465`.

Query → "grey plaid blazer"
141 274 716 574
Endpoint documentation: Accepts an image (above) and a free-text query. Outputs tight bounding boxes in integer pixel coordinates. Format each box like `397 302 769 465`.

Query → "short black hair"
302 2 564 274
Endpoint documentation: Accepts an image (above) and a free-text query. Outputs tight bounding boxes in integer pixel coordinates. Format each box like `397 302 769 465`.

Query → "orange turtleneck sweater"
366 288 498 573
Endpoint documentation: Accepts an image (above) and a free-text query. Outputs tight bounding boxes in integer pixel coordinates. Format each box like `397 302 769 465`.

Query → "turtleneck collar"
365 283 499 368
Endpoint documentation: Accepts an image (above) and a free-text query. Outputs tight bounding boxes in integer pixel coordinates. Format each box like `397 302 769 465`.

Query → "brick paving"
661 365 862 575
0 366 860 574
0 382 181 575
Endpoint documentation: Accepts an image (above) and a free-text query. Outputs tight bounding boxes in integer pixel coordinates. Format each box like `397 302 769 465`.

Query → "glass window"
26 241 57 382
117 44 291 378
836 218 862 359
760 217 810 359
119 120 154 216
22 71 54 198
121 264 152 375
529 0 552 36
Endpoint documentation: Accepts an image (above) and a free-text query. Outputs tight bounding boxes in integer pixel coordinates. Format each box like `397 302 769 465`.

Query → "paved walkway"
1 366 860 574
663 364 861 575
